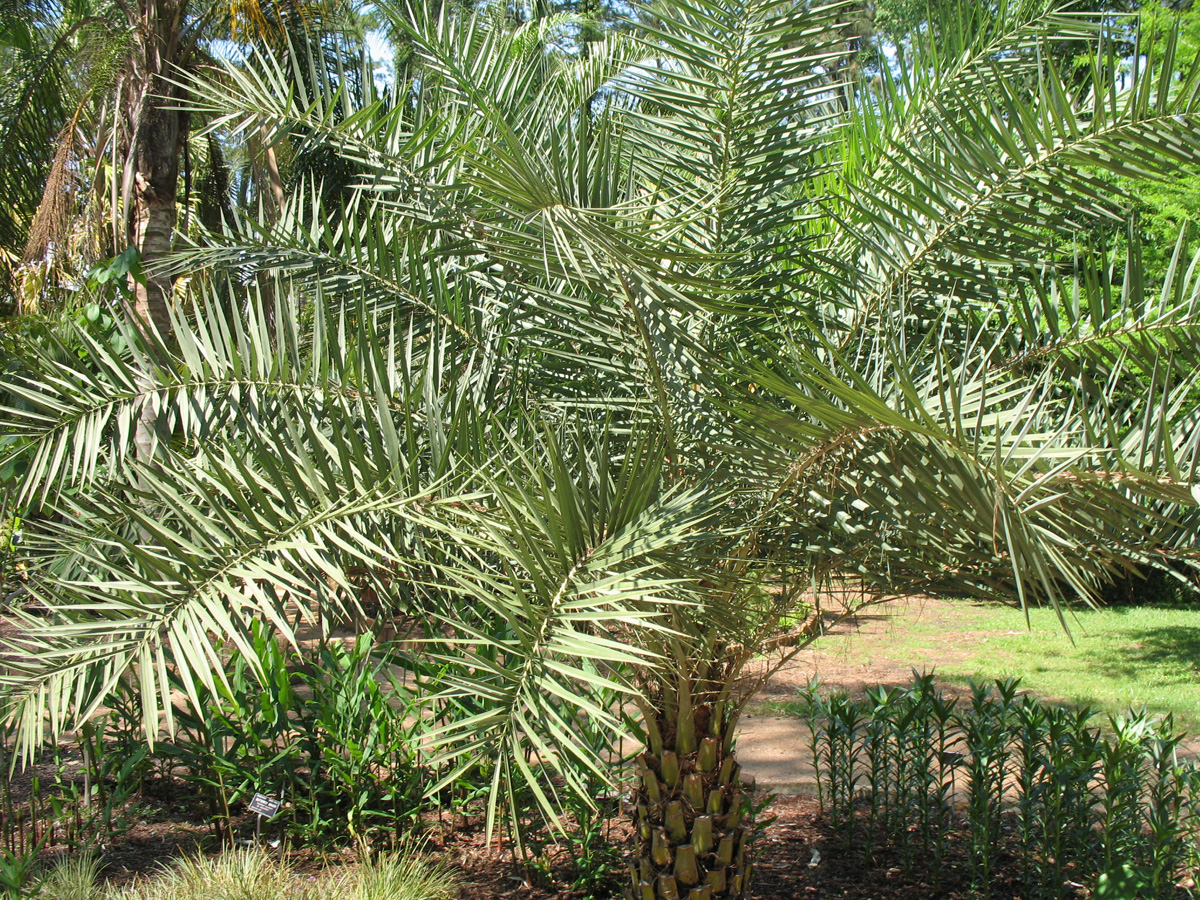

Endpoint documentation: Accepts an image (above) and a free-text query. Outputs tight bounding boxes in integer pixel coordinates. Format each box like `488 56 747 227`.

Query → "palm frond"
829 14 1200 332
417 425 717 837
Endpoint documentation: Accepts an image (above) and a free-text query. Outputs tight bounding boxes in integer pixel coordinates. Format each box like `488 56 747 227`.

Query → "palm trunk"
129 68 187 340
115 0 190 340
627 692 755 900
123 0 188 463
131 176 177 339
128 77 187 463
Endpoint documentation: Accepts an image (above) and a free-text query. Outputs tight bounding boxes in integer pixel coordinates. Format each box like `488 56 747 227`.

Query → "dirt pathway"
736 597 945 796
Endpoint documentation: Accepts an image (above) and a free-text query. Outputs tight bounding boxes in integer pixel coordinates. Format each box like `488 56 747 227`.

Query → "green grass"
789 599 1200 733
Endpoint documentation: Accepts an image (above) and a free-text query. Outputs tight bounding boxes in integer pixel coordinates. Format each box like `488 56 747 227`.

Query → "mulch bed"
29 788 1051 900
443 794 1045 900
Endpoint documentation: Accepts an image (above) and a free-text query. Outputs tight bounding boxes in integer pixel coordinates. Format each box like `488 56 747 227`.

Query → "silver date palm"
3 1 1200 896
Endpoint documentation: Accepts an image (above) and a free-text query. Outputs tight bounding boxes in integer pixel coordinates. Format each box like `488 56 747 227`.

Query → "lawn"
780 597 1200 733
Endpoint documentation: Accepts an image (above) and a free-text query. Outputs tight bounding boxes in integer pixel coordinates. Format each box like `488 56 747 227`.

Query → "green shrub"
800 675 1200 899
164 625 426 847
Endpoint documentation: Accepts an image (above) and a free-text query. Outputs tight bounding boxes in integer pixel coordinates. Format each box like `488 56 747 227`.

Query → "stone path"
736 713 816 796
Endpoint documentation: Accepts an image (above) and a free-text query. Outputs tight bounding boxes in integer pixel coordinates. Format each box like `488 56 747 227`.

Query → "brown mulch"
443 793 1033 900
20 785 1030 900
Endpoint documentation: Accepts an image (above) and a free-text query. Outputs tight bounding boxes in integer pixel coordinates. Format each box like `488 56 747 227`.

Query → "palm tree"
2 2 1200 898
1 0 360 330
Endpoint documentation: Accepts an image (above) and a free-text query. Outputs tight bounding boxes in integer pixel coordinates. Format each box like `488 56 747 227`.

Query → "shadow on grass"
818 611 895 627
1087 625 1200 684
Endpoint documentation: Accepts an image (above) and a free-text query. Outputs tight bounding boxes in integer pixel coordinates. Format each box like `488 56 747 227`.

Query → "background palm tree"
0 0 362 328
2 1 1200 897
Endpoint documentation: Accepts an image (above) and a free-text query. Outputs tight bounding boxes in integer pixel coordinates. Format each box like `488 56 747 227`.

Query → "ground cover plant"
800 675 1200 899
1 0 1200 898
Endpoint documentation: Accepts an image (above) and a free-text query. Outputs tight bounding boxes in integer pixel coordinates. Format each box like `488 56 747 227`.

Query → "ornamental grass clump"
39 845 458 900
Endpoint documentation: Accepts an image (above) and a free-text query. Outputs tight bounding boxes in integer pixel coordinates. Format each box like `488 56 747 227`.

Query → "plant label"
248 793 282 818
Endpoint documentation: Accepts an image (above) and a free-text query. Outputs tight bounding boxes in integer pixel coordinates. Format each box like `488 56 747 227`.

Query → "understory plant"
35 845 458 900
801 676 1200 899
164 625 425 846
0 695 147 863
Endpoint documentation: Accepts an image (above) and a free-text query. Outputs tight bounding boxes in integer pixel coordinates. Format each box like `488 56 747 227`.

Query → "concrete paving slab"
735 714 817 798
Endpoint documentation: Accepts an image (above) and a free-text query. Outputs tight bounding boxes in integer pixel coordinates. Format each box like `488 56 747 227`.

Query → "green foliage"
83 249 145 300
0 699 147 856
800 676 1200 899
562 808 623 899
555 706 626 898
344 846 460 900
0 504 19 599
1095 864 1153 900
163 625 426 847
0 840 44 899
2 0 1200 864
1132 174 1200 270
114 848 299 900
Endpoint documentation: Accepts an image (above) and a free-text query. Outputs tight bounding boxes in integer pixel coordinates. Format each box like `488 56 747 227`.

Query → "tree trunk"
129 72 187 340
627 699 756 900
123 0 189 342
123 0 188 464
128 75 188 463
